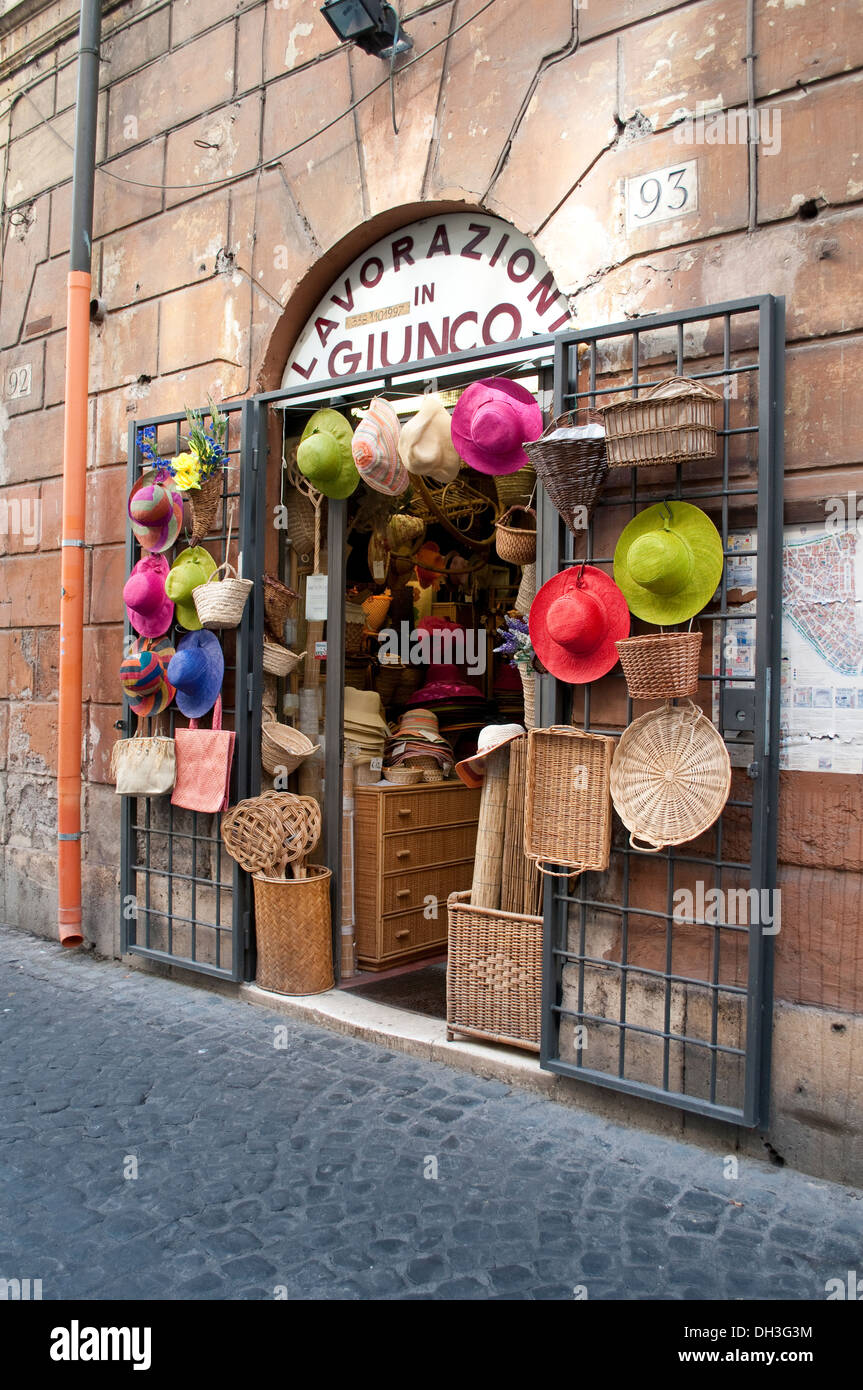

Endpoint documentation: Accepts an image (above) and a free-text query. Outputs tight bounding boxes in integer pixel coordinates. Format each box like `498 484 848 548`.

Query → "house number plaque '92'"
6 364 32 399
625 160 697 232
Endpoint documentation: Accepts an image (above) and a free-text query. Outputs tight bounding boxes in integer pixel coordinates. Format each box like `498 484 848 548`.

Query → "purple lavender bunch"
494 615 534 670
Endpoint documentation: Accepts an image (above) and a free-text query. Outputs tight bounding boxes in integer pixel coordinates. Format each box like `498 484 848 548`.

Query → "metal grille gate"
537 295 784 1127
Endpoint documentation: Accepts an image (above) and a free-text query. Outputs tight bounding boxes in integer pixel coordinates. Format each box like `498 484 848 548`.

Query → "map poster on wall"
715 526 863 772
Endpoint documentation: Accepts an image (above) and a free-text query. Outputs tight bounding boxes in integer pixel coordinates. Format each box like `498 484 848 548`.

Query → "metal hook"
573 558 587 588
661 497 674 524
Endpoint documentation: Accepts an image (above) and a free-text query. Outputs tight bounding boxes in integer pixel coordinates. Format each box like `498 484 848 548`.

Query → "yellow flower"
171 451 201 492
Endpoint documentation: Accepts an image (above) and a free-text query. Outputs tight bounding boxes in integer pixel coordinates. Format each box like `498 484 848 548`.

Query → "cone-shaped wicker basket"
523 415 608 537
610 699 731 851
185 472 222 546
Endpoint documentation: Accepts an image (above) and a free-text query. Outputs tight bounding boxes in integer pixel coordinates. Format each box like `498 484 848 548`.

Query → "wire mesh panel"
538 296 784 1128
120 401 266 981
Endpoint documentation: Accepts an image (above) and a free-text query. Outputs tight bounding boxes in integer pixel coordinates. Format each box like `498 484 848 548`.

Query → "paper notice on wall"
305 574 328 621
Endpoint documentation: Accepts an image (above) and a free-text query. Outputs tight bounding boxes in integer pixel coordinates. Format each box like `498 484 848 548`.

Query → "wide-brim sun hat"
455 723 526 789
451 377 543 476
530 564 630 684
166 630 225 719
297 408 359 499
128 470 185 553
124 553 174 638
352 397 409 496
613 500 723 625
397 394 462 484
396 709 449 744
120 637 176 717
165 546 218 630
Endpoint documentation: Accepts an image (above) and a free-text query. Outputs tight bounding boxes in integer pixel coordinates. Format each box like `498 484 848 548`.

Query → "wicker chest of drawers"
353 781 481 970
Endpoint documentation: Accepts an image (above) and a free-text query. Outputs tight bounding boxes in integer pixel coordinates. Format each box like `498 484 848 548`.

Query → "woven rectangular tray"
524 726 615 876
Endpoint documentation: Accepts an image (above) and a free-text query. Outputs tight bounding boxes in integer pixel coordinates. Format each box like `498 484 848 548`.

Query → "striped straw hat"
120 637 176 717
128 470 185 554
395 708 449 744
352 397 409 496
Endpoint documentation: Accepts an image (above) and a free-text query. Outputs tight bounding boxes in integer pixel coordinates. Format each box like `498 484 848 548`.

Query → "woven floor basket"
525 726 614 876
599 375 720 468
616 630 702 701
221 791 321 875
263 574 299 640
261 716 319 777
523 415 608 537
446 891 542 1052
253 864 334 995
262 639 305 677
495 506 537 564
192 562 253 629
185 473 222 546
610 700 731 851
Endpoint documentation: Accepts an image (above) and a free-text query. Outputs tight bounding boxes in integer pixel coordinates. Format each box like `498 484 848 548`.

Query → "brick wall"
0 0 861 1164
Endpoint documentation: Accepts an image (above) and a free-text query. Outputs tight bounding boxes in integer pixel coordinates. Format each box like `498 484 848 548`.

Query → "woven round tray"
221 792 321 876
616 630 702 701
495 506 537 565
261 714 319 777
192 561 253 630
263 639 305 677
383 766 423 785
610 700 731 851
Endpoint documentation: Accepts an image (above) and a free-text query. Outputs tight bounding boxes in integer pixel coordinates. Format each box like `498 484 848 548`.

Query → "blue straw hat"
166 631 224 719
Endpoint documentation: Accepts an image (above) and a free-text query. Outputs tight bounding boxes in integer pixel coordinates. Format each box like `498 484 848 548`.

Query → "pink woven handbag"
171 696 235 813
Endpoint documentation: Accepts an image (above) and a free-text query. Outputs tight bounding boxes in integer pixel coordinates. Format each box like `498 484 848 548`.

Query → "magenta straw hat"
123 554 174 638
128 470 185 554
451 378 543 476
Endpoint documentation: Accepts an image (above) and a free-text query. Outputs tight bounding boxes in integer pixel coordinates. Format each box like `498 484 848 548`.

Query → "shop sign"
282 213 573 388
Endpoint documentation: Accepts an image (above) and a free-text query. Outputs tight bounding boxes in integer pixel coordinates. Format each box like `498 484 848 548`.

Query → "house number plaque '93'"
625 160 698 232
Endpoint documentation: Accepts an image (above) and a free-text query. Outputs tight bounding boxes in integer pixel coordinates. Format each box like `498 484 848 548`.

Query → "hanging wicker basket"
524 726 614 877
494 462 536 511
610 700 731 852
261 713 319 777
263 638 305 677
495 506 537 565
285 488 321 566
362 589 392 634
263 573 299 641
598 375 721 468
253 864 334 995
616 630 703 701
185 472 223 546
446 892 542 1052
523 415 608 538
192 561 253 630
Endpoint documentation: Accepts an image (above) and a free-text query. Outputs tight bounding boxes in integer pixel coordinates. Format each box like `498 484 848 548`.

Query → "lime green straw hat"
296 408 359 500
613 500 723 625
165 546 218 630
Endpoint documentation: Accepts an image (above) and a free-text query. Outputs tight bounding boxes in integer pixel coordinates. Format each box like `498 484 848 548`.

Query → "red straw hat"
530 564 630 684
451 377 543 476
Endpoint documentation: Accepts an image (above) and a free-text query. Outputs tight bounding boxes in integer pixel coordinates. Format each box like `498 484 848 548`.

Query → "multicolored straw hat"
165 546 218 630
120 637 176 717
450 378 543 476
455 723 526 789
297 408 359 499
352 397 409 496
128 470 184 553
530 564 630 684
613 500 724 625
397 394 461 484
166 630 224 720
395 709 449 744
123 553 174 638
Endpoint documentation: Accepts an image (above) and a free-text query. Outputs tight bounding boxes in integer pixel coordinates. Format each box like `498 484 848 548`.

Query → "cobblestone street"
1 926 861 1302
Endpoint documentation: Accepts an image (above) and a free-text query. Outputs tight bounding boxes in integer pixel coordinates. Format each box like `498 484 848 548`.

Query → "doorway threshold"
237 980 557 1098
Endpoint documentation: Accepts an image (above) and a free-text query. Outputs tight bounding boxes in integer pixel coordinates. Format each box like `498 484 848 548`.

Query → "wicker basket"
362 590 392 634
261 714 319 777
523 415 608 538
192 562 253 630
524 726 614 876
610 700 731 851
616 630 703 700
263 639 305 677
383 766 423 785
263 573 299 640
494 462 536 511
253 864 334 995
495 506 537 565
285 488 320 566
405 754 447 783
221 792 321 876
446 892 542 1052
599 375 720 468
346 622 367 656
520 665 537 729
185 473 222 546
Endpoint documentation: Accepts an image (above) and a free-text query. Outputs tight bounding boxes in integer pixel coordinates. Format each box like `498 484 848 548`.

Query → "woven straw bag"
171 696 235 814
110 731 175 796
524 726 614 877
262 639 305 677
192 560 253 630
610 700 731 851
523 415 608 537
495 506 537 565
616 630 702 701
598 375 720 468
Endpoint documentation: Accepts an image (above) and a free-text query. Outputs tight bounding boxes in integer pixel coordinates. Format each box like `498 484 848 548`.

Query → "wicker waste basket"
446 891 542 1052
252 864 334 995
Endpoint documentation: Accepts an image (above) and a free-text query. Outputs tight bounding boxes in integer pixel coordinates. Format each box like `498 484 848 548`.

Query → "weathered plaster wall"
0 0 861 1177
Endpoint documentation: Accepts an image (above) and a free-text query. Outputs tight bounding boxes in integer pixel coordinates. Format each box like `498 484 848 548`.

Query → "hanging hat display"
296 408 359 499
352 397 409 496
455 723 526 790
166 630 225 720
613 500 723 625
120 637 176 717
165 546 218 630
123 554 175 638
530 564 630 684
397 394 462 484
128 470 184 554
450 377 543 476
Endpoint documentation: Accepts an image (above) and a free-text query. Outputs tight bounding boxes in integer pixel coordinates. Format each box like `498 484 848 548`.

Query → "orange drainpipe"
57 0 102 947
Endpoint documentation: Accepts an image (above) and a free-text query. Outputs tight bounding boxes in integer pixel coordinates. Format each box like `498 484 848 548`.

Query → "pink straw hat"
123 554 174 638
451 377 543 476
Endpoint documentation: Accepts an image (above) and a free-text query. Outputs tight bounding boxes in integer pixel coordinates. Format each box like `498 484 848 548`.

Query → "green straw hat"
613 500 723 625
296 409 359 500
165 546 218 630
